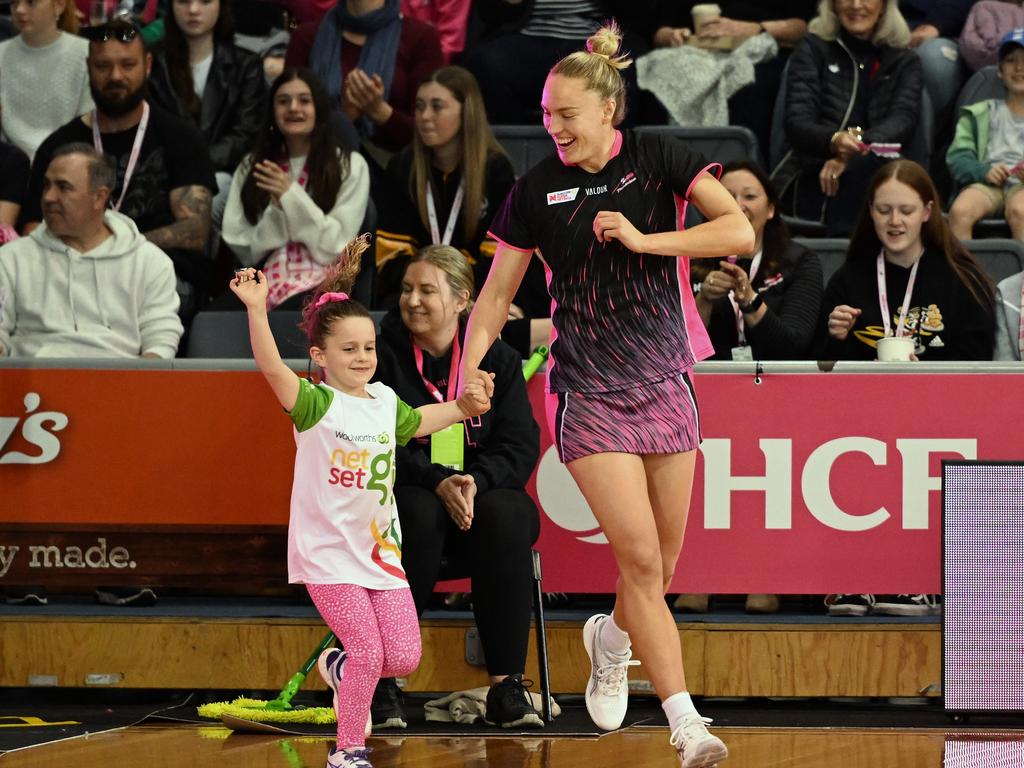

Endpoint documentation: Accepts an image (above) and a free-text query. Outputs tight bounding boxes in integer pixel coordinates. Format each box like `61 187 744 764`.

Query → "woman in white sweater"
222 67 369 310
0 0 92 158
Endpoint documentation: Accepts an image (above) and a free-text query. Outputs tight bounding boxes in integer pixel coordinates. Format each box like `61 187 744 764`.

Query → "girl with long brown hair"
221 68 369 310
824 158 995 363
375 66 520 306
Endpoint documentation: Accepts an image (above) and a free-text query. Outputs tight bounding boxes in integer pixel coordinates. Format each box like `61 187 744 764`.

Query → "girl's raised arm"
230 269 301 411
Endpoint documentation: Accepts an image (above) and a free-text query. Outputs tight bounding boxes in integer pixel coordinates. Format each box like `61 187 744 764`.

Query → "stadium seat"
794 238 848 288
954 66 1005 115
964 239 1024 285
187 310 388 359
186 311 308 358
492 124 762 179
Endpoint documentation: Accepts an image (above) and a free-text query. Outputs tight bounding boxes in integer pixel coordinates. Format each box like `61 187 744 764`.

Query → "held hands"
456 372 496 418
344 69 391 124
828 304 862 341
701 261 755 302
593 211 647 253
719 261 756 304
230 268 269 310
252 161 293 204
436 474 476 531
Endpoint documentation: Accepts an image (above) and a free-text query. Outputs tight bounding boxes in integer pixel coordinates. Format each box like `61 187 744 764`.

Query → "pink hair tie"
314 291 350 309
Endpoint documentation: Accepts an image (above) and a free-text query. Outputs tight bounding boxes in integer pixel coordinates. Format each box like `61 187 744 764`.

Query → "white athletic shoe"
671 715 729 767
582 613 639 730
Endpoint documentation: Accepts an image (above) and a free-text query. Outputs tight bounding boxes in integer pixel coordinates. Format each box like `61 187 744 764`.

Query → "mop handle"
270 630 337 708
522 345 549 381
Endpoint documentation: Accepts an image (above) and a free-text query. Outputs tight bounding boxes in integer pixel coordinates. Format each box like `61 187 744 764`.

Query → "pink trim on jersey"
674 191 715 363
685 162 723 200
610 130 623 160
487 231 535 254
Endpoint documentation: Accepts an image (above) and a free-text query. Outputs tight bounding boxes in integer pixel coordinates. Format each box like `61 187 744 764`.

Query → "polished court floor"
4 724 1018 768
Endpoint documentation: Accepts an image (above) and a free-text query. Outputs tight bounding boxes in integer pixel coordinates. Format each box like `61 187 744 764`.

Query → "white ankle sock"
599 612 631 654
662 691 700 733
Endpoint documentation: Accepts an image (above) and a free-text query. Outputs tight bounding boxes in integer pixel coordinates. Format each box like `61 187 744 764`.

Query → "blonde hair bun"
586 23 632 71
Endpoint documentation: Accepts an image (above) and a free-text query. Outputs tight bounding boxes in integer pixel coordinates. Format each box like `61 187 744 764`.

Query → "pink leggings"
306 584 421 747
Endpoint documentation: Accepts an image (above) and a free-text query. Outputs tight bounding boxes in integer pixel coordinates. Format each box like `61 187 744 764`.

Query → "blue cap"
999 28 1024 60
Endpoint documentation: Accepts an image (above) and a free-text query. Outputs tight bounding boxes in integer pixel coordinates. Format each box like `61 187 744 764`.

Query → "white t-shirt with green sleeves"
286 378 421 588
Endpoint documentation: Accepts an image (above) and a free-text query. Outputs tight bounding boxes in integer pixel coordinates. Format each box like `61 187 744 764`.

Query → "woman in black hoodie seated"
371 244 543 730
771 0 921 237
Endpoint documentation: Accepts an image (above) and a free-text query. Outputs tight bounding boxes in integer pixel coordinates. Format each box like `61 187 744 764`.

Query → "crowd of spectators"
3 0 1024 621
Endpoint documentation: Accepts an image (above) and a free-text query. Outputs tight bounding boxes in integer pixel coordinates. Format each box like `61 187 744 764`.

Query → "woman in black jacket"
371 244 543 730
694 161 823 361
771 0 922 236
148 0 268 221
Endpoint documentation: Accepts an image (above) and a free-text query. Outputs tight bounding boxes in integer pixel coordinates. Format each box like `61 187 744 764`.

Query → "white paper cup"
691 3 722 33
876 336 915 362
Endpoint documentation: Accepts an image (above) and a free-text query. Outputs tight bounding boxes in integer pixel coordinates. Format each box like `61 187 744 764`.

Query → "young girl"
230 235 492 768
222 68 369 310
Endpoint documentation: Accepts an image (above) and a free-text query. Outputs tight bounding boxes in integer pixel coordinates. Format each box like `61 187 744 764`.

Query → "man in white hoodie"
0 143 183 358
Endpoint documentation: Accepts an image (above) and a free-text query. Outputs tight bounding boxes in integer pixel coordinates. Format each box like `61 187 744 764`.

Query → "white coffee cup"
876 336 915 362
691 3 722 33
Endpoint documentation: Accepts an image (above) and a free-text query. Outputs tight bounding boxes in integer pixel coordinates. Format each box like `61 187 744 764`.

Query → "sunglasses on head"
82 24 139 43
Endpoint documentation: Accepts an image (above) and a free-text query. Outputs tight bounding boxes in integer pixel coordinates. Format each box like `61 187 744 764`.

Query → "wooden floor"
2 723 1012 767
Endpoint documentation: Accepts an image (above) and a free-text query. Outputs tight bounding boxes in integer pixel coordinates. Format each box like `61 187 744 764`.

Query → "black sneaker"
94 586 157 607
370 677 407 729
5 586 47 605
825 594 875 617
485 673 544 728
873 594 936 617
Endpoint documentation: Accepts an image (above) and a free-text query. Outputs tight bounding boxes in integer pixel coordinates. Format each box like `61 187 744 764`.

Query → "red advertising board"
2 366 1019 593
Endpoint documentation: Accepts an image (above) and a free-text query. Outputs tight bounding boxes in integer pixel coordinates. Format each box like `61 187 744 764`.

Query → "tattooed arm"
144 185 212 253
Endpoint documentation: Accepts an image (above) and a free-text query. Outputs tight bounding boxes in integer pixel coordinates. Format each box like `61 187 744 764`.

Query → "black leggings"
395 485 541 677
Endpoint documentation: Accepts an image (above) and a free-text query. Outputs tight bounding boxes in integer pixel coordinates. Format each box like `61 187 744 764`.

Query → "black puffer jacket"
149 42 268 174
772 31 922 191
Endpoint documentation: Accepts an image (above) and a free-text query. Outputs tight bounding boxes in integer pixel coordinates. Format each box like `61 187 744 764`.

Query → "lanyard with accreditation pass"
92 102 150 213
727 249 763 360
426 179 465 246
877 249 920 338
412 332 465 470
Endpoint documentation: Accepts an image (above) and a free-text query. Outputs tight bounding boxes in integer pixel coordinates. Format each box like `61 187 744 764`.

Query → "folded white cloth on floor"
423 687 561 723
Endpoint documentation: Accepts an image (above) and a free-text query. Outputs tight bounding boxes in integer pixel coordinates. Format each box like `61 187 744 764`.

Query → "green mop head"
197 631 339 723
198 697 336 723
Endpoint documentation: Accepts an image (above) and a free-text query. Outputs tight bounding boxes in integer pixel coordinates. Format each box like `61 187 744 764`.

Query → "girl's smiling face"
310 315 378 395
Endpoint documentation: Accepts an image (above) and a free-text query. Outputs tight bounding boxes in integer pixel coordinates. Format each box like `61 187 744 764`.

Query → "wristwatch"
739 293 764 314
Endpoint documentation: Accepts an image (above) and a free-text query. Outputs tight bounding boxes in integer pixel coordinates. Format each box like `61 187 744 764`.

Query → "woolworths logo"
334 431 389 443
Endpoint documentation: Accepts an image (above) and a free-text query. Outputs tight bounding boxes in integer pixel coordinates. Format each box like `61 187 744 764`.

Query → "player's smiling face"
541 74 616 172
